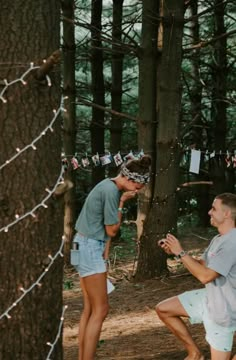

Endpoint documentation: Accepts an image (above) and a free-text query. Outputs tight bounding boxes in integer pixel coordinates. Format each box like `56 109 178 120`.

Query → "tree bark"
0 1 63 359
91 0 105 185
209 0 229 195
109 0 124 178
62 0 77 264
135 0 184 280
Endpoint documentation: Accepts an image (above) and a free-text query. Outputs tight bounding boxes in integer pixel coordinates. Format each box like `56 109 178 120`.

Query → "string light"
0 166 64 233
0 63 41 103
46 305 68 360
0 98 67 171
0 236 65 320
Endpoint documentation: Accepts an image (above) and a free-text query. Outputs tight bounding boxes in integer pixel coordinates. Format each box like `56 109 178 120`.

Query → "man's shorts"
72 233 106 277
178 288 236 352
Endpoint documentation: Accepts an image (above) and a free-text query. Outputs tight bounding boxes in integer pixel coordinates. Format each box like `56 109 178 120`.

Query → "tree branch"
184 29 236 53
35 50 61 81
76 97 138 122
180 181 213 187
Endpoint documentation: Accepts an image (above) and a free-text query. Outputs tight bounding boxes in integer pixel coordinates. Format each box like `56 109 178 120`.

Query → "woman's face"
123 178 145 191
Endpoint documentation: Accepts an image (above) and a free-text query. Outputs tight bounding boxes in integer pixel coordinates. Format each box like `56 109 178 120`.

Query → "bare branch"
35 50 61 81
76 97 138 122
180 181 213 187
184 29 236 53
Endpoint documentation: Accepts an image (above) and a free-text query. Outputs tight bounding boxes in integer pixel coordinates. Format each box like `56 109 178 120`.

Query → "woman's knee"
101 302 109 319
94 302 109 321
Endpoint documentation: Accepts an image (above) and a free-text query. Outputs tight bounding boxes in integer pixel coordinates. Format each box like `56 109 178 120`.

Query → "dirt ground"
63 228 236 360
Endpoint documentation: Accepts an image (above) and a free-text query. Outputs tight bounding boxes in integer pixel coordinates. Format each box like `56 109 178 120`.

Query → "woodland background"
0 0 235 358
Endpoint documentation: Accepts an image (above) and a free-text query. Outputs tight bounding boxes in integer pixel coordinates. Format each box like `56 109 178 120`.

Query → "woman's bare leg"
156 296 204 360
79 272 108 360
78 277 91 360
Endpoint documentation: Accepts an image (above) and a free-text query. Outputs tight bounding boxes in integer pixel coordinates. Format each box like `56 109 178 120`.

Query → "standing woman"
72 155 151 360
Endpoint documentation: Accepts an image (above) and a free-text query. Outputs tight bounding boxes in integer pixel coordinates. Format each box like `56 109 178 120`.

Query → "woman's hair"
119 155 152 184
215 192 236 222
125 155 152 174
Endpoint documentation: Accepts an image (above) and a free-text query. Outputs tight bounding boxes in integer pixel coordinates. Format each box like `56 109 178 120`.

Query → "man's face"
208 198 228 228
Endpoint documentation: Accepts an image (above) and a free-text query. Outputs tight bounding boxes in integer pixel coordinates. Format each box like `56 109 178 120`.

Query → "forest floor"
63 225 236 360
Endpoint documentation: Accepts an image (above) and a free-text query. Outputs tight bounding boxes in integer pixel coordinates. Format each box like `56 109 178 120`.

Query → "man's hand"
164 233 184 256
157 239 173 254
158 234 184 256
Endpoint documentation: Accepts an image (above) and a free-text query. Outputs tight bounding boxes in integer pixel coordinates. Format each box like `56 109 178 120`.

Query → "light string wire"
46 305 68 360
0 67 69 351
0 63 41 103
0 97 67 171
0 166 64 233
0 235 65 320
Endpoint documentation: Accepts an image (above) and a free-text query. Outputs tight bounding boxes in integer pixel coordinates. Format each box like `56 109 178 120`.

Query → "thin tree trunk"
209 0 228 195
109 0 124 178
0 1 63 359
91 0 105 185
62 0 77 264
189 1 210 226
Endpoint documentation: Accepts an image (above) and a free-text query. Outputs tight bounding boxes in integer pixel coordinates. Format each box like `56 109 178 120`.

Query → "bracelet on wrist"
175 250 187 261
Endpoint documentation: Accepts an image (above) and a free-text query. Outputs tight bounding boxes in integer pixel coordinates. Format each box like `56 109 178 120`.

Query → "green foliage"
63 279 74 291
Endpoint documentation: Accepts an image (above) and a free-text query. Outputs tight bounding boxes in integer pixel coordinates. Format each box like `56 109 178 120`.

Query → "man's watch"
175 250 187 260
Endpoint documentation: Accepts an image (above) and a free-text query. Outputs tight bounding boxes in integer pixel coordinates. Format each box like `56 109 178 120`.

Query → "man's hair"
215 192 236 222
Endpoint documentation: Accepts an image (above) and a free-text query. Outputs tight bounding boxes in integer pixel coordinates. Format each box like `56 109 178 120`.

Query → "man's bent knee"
155 299 172 321
155 296 187 319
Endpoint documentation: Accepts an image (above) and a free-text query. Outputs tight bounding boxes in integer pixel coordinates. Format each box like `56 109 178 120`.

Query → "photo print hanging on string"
136 149 144 159
71 154 80 170
81 154 90 167
124 150 135 162
91 153 100 166
113 151 123 166
100 152 113 166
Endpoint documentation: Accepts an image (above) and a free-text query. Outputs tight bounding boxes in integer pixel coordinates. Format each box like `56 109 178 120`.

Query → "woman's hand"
120 190 138 203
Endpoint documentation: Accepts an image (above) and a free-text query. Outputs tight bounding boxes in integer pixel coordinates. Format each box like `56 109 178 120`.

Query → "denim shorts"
178 288 236 352
72 233 106 277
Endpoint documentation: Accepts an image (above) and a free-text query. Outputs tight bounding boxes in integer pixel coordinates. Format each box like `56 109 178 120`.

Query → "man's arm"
180 254 219 284
162 234 220 284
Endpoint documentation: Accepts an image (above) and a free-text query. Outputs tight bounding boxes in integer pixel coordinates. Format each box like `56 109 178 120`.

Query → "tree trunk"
189 1 210 226
136 0 158 241
0 1 63 359
91 0 105 185
109 0 124 178
62 0 77 264
209 0 228 195
135 0 184 280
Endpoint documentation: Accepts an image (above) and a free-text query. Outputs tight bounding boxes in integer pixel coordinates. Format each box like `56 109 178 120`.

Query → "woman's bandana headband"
120 166 150 184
